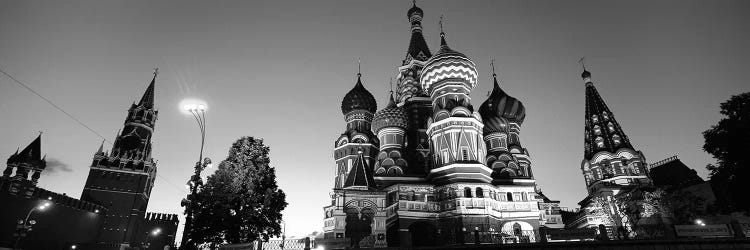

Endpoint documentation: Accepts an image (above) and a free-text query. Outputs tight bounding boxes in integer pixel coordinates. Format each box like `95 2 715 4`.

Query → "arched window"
464 187 472 198
612 135 621 145
506 192 513 201
476 187 484 198
513 223 522 236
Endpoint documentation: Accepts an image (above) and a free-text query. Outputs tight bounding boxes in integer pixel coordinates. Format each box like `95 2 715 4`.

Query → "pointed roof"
138 75 156 109
404 1 431 63
583 70 635 159
343 151 375 190
8 134 46 167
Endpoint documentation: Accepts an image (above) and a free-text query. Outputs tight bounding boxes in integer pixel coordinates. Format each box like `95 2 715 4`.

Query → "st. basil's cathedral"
322 2 565 247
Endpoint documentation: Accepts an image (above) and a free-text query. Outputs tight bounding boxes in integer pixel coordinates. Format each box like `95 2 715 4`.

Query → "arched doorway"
408 222 437 247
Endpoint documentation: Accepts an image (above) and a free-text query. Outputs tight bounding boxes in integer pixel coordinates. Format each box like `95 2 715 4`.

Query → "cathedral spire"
404 0 431 63
439 15 447 47
583 67 635 159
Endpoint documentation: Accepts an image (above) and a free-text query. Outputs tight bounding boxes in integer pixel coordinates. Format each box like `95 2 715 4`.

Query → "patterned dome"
341 75 377 115
421 34 478 96
372 95 408 133
407 2 423 18
479 76 526 133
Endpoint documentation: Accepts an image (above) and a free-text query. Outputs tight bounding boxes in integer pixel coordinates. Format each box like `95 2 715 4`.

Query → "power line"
0 64 186 194
0 65 110 143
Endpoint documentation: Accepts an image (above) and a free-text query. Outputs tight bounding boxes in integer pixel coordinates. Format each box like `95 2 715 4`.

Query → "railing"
463 230 539 244
392 198 537 213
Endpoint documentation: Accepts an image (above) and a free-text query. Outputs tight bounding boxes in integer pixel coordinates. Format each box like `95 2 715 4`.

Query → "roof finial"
412 0 416 7
578 57 586 71
439 15 447 46
389 77 394 95
439 15 444 35
153 67 159 78
491 59 497 78
357 57 361 77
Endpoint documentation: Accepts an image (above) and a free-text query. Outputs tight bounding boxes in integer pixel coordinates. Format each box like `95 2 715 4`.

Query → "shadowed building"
322 3 560 247
79 71 178 249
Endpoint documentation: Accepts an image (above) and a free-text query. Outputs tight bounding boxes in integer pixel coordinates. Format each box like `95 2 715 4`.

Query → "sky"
1 0 749 241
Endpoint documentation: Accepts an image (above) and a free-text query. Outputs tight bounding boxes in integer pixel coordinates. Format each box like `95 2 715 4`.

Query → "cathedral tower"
478 66 534 183
1 134 45 198
580 68 650 195
397 2 434 176
81 72 158 245
333 72 378 189
372 93 409 180
421 27 489 184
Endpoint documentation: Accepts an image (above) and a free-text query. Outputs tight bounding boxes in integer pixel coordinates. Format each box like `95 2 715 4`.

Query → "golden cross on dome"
153 67 159 77
357 58 361 77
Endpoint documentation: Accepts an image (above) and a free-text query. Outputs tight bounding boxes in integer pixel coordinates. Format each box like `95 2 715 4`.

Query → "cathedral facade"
322 3 560 247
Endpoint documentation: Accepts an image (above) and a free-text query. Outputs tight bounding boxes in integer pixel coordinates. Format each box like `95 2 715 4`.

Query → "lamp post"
13 200 51 248
180 103 212 250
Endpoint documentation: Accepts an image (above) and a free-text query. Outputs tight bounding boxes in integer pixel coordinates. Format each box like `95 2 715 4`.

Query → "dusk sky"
1 0 749 240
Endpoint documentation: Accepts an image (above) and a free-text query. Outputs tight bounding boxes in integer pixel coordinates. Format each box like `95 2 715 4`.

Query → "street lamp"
180 102 212 250
14 201 52 248
144 228 162 249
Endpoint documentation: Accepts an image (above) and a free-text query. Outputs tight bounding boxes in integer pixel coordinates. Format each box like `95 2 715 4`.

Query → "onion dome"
479 75 526 133
421 31 478 95
372 95 408 133
407 1 423 18
341 74 377 115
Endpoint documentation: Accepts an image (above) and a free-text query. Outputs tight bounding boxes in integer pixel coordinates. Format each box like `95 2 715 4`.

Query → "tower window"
461 148 469 161
464 187 473 198
595 137 604 148
507 192 513 201
476 187 484 198
441 149 449 164
612 135 621 145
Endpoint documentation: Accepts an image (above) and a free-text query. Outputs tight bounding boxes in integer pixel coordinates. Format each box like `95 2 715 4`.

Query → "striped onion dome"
479 75 526 134
420 33 478 95
372 95 408 133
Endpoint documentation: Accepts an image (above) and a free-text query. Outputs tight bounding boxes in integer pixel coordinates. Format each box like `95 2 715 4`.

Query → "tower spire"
138 71 156 109
491 59 501 89
357 58 361 78
439 15 447 46
579 57 592 84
